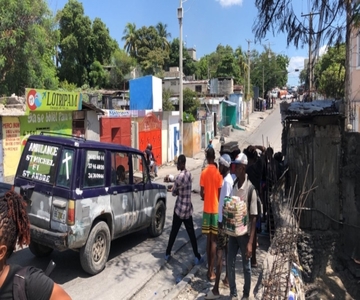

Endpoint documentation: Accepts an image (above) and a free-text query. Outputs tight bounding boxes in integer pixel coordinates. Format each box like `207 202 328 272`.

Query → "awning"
222 100 236 106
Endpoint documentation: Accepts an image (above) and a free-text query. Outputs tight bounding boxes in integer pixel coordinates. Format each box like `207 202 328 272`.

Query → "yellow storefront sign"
25 88 82 114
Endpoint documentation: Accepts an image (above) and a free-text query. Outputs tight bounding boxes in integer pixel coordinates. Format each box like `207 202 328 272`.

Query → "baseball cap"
219 154 231 168
232 153 248 165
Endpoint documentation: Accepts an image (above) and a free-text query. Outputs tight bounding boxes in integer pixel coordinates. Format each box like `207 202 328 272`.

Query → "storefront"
1 89 82 183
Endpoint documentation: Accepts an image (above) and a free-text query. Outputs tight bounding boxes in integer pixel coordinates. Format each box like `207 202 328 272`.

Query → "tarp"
222 99 237 106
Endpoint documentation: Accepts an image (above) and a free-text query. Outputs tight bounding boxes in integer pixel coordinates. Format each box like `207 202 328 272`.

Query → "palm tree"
155 22 171 50
122 23 138 57
234 46 249 93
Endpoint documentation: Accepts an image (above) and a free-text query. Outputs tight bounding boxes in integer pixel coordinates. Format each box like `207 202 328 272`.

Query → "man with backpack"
227 153 258 300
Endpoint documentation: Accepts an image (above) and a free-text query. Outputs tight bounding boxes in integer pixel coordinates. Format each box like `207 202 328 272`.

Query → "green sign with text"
25 88 82 114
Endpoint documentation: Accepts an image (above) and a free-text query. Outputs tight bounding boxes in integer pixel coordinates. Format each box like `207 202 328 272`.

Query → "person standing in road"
200 147 223 282
243 145 266 268
0 190 72 300
228 153 258 300
205 154 233 300
165 155 203 265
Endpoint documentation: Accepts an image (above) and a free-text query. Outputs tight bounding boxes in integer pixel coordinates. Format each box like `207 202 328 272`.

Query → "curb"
163 104 279 299
145 231 205 300
165 259 205 300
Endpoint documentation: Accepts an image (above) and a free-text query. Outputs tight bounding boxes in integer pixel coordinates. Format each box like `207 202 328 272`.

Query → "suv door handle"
113 191 118 195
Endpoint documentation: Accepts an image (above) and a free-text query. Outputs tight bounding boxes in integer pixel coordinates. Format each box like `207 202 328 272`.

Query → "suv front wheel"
80 221 111 275
148 200 165 237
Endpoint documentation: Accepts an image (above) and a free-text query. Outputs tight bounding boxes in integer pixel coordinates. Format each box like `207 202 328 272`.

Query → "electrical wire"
294 207 360 229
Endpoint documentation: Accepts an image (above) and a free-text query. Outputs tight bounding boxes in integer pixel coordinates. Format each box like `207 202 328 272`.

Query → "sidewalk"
155 103 278 300
154 104 277 184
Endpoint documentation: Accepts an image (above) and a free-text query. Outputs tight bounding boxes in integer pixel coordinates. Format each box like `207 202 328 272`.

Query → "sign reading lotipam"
25 88 82 114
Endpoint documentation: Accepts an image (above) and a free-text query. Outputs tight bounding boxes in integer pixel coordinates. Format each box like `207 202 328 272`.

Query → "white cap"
232 153 248 165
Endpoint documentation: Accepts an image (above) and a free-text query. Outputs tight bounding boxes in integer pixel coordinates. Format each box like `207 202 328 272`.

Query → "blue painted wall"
129 76 153 110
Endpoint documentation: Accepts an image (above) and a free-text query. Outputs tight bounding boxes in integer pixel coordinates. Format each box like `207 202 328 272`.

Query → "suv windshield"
17 141 60 184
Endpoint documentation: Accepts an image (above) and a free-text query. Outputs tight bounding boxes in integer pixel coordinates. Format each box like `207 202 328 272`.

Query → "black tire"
148 200 166 237
29 241 53 257
80 221 111 275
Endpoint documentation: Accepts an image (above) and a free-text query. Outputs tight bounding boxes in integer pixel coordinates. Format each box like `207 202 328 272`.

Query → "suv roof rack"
39 131 87 141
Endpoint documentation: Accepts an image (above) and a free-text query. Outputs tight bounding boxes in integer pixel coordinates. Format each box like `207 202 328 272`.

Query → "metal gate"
138 113 162 165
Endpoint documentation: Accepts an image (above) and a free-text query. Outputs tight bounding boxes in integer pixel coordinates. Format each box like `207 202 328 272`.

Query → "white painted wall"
152 76 163 112
86 111 100 141
161 120 168 164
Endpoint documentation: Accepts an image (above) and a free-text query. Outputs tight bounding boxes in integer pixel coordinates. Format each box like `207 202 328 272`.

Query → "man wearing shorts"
200 147 223 282
205 154 233 299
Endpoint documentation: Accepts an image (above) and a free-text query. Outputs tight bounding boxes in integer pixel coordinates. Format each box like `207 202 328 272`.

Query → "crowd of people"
165 143 285 300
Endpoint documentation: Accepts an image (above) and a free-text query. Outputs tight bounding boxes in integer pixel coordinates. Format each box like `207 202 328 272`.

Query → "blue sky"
48 0 323 86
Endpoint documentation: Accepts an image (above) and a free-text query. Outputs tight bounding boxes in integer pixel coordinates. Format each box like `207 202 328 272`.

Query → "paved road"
8 103 283 300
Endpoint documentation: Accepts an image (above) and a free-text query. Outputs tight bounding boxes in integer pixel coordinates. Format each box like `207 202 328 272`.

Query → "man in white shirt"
205 154 233 300
227 153 258 300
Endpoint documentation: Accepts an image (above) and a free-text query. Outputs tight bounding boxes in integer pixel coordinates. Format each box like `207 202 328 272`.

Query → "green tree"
89 61 106 87
122 22 138 57
57 0 92 86
91 18 117 64
253 0 360 124
155 22 171 51
107 49 136 89
167 38 197 76
162 88 174 111
314 44 345 99
183 88 200 118
0 0 59 95
57 0 115 87
234 46 248 86
135 26 169 75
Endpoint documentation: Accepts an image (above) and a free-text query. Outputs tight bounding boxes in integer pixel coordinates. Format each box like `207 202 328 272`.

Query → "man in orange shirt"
200 147 223 282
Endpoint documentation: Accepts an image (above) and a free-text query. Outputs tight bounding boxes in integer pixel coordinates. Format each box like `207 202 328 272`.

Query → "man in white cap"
227 153 258 300
205 154 233 300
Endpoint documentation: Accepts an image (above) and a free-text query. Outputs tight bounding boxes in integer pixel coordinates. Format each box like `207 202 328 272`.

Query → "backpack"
13 261 56 300
247 184 263 220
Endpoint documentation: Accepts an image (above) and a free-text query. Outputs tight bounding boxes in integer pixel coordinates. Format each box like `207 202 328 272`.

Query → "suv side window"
56 149 74 188
83 150 105 188
111 152 130 186
131 154 149 184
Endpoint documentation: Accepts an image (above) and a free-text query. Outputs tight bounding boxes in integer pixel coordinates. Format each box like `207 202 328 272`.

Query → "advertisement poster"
25 88 82 114
2 117 21 178
2 112 73 181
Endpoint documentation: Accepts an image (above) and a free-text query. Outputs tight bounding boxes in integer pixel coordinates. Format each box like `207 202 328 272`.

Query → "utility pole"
246 39 252 125
262 65 265 99
302 11 319 94
177 1 183 154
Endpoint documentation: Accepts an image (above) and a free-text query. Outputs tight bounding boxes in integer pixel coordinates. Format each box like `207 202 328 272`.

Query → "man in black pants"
165 155 203 265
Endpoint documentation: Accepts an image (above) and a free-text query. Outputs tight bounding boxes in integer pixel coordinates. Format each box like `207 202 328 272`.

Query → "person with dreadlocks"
0 190 71 300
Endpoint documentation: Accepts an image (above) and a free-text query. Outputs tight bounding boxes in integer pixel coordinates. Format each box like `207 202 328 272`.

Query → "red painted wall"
100 117 131 148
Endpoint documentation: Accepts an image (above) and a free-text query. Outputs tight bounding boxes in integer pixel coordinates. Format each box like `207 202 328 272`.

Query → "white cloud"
287 56 306 73
287 56 306 86
216 0 243 7
319 45 328 56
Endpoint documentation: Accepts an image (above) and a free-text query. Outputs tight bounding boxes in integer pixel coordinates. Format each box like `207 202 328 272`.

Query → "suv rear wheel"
80 221 110 275
148 200 165 237
29 241 53 257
